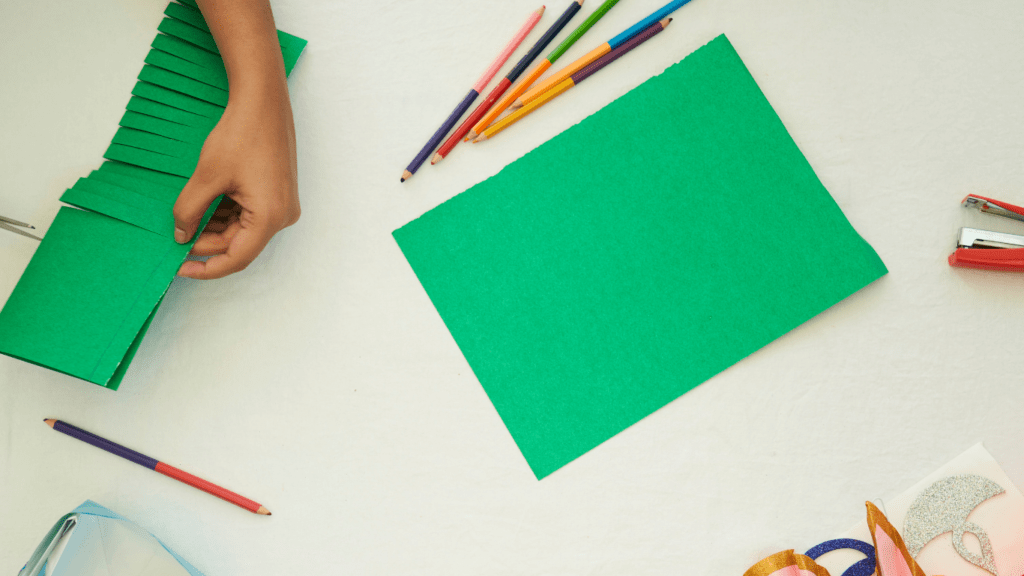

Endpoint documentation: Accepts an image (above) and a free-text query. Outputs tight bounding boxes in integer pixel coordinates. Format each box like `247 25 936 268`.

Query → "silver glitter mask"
903 474 1004 575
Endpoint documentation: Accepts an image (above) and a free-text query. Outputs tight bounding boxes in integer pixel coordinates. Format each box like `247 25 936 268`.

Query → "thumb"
173 173 224 244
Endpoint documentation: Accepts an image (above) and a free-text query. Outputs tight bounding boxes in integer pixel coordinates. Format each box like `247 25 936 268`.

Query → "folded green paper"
0 1 305 389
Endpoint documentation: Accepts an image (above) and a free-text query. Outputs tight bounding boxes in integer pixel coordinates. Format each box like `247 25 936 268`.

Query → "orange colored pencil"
515 0 694 109
475 19 671 143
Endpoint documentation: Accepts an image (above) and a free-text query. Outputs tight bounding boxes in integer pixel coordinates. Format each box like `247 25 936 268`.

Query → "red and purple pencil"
431 0 585 166
45 418 270 515
401 6 545 182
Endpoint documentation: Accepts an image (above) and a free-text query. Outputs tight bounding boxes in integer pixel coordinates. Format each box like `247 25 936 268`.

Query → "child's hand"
173 85 299 279
173 0 299 280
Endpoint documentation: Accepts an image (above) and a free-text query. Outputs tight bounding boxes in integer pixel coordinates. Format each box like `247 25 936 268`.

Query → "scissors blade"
0 215 34 228
0 220 42 240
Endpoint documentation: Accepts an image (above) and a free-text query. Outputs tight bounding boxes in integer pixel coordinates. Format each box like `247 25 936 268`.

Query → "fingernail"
178 261 201 278
174 228 187 244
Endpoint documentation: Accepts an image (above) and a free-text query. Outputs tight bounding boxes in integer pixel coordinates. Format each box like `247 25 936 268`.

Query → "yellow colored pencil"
511 44 608 110
473 78 575 142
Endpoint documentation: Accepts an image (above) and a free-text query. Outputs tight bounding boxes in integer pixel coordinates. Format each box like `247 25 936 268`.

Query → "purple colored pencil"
52 419 159 469
402 89 478 181
571 18 669 84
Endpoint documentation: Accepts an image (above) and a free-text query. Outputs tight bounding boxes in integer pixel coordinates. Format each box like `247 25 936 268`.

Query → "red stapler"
949 195 1024 271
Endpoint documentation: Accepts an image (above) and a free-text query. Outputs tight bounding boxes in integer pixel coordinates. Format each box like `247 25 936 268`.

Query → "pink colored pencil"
401 6 545 182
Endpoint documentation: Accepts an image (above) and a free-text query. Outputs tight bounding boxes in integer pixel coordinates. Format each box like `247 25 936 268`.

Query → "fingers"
173 170 227 244
202 200 242 234
190 220 242 256
178 221 274 280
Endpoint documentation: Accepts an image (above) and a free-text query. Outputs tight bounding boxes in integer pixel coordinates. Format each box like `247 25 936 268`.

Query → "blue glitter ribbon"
805 538 876 576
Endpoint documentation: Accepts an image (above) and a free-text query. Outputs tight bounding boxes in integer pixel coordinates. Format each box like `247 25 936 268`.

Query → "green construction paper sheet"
392 35 888 479
0 1 305 389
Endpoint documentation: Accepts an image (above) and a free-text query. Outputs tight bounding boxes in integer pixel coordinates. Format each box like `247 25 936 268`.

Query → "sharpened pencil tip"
431 153 442 165
257 506 271 516
662 17 672 27
44 419 56 428
512 99 524 110
401 170 413 183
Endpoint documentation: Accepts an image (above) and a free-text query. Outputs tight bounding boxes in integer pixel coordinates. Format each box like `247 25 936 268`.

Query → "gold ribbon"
744 549 831 576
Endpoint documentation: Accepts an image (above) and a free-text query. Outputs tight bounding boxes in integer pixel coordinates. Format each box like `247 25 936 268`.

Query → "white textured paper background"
2 1 1023 574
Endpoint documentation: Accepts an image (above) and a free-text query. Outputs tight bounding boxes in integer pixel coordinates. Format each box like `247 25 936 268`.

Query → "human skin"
173 0 300 280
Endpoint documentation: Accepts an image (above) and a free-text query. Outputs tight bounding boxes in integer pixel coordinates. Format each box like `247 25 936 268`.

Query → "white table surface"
2 0 1023 574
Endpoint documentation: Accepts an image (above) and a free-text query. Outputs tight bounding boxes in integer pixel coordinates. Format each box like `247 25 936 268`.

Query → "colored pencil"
433 1 585 165
45 419 271 516
466 0 620 142
474 19 671 143
401 6 544 182
513 0 692 109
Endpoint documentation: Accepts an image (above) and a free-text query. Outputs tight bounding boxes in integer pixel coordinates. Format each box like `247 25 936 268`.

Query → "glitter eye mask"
746 473 1009 576
903 474 1005 575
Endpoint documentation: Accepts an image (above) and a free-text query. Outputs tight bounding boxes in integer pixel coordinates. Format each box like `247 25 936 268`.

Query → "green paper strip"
61 182 175 238
158 17 219 54
165 1 209 32
146 49 228 91
104 144 196 178
98 160 189 190
75 175 175 208
157 12 303 77
278 32 307 76
119 111 205 144
131 81 223 120
125 96 213 129
392 35 887 479
152 34 224 71
138 65 228 107
112 127 198 159
87 169 181 205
